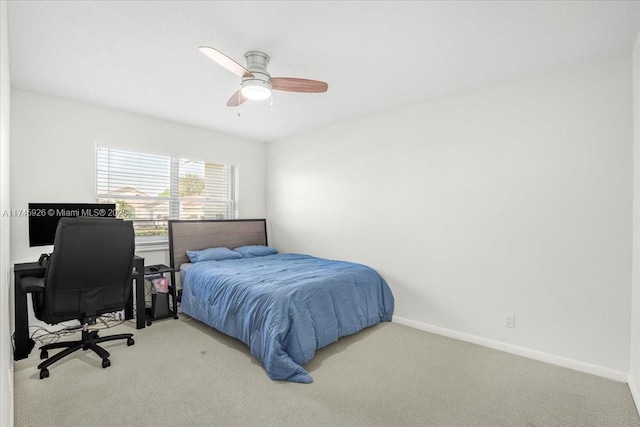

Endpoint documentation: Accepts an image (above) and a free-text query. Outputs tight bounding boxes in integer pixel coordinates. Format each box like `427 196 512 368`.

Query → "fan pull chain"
237 88 242 117
270 94 274 118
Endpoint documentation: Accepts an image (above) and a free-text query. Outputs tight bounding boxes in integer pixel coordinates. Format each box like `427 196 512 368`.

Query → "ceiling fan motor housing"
241 51 272 99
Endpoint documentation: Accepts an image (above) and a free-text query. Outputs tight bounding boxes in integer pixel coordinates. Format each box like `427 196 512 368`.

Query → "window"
96 147 237 245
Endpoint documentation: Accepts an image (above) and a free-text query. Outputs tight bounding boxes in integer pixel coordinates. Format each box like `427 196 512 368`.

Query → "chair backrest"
34 217 135 324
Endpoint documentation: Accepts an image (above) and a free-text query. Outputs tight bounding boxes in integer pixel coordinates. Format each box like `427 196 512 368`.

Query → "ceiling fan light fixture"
241 80 272 101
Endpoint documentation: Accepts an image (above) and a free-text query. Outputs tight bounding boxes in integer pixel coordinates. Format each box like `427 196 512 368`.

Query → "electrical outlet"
504 313 515 328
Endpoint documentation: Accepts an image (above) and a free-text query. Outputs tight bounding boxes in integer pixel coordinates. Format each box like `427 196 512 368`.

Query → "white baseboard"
392 316 628 383
629 376 640 413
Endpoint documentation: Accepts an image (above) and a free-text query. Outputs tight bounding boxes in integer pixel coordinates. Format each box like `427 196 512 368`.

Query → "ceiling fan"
199 46 328 107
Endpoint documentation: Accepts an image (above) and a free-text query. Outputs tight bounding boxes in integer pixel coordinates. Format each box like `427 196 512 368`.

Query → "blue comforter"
180 253 394 383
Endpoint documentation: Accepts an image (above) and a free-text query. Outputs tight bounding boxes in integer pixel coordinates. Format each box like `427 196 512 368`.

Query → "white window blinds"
96 147 237 244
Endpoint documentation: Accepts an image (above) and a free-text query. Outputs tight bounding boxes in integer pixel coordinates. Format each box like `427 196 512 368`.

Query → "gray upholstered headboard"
168 219 267 268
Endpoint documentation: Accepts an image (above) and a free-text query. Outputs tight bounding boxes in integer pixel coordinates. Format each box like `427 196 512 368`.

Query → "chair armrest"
21 276 45 293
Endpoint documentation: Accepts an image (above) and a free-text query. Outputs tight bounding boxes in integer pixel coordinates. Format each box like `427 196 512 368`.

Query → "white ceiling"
7 1 640 143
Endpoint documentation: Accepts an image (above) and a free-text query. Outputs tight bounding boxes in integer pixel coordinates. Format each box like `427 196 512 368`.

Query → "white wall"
10 89 266 265
267 56 633 378
629 32 640 406
0 1 12 425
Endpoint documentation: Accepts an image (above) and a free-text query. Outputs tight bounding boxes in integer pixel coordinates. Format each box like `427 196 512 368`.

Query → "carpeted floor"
13 317 640 427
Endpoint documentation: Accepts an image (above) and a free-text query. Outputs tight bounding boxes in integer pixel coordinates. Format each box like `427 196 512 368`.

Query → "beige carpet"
13 317 640 427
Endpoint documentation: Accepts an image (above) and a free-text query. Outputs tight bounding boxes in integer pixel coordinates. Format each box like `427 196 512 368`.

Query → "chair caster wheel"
102 359 111 369
40 350 48 360
146 320 152 326
39 369 49 380
127 337 135 346
173 315 179 319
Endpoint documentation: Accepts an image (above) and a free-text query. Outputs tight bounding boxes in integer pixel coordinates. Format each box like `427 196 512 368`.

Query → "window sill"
135 242 169 253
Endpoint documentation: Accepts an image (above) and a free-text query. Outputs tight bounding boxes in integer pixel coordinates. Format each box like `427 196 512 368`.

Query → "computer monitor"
28 203 117 247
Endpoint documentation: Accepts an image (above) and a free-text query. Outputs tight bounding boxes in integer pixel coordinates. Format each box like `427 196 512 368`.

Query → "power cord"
28 314 127 347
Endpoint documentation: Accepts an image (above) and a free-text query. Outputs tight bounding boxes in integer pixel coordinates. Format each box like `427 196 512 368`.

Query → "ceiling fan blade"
227 90 247 107
271 77 328 93
199 46 254 78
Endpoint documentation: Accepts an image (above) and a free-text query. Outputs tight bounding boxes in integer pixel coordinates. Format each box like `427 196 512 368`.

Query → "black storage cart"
143 264 180 326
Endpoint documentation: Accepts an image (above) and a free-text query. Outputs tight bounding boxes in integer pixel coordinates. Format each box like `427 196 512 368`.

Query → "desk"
13 255 145 361
128 256 146 330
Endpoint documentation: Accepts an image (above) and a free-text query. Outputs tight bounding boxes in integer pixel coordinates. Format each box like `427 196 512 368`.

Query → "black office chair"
22 217 136 379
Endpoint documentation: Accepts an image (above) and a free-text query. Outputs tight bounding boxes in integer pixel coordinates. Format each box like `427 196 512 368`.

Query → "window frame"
96 146 238 248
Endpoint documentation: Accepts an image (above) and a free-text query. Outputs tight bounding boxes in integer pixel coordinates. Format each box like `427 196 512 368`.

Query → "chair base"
37 328 134 379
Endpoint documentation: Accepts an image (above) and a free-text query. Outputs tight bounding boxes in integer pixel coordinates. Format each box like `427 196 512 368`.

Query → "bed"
169 219 394 383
